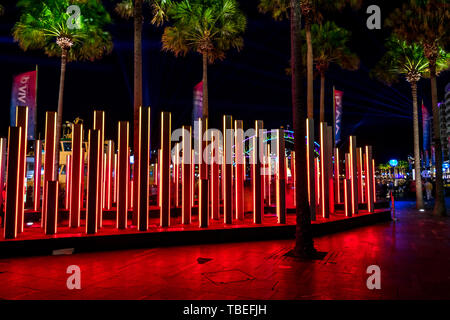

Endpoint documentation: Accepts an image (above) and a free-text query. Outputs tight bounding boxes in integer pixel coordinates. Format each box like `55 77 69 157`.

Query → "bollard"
182 126 192 224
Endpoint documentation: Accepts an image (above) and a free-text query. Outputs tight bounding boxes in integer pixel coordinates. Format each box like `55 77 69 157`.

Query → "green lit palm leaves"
13 0 113 62
157 0 246 63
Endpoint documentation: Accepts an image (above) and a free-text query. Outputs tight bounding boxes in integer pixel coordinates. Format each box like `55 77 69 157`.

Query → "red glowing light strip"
4 127 21 239
234 120 244 220
223 115 233 224
116 121 129 229
65 155 71 211
365 146 374 213
344 179 351 217
69 124 83 228
335 148 340 203
320 123 327 218
16 106 28 233
86 130 101 234
315 158 320 208
372 159 376 204
93 111 105 229
42 112 57 228
160 112 172 227
33 140 42 212
349 137 355 214
182 126 192 224
44 181 58 235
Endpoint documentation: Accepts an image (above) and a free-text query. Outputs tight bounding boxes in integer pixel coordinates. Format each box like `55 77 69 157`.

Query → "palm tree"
0 4 4 16
13 0 113 176
386 0 449 216
303 21 359 123
372 36 449 210
259 0 317 258
153 0 246 119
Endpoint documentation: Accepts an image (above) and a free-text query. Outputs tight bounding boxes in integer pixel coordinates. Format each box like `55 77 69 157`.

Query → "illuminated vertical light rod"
160 112 171 227
267 144 272 207
334 147 340 204
349 136 358 215
315 157 320 211
276 128 286 224
198 117 209 228
137 107 150 231
372 159 376 204
365 146 374 213
104 140 114 210
4 127 21 239
182 125 192 224
252 120 264 224
211 132 220 220
42 112 57 228
191 150 195 207
65 155 71 210
69 124 83 228
306 118 316 220
33 139 42 212
0 139 6 217
86 129 101 234
175 143 180 208
291 151 296 207
357 147 364 203
117 121 129 229
93 110 105 228
223 115 233 224
327 126 335 214
44 181 58 235
15 106 28 233
113 153 118 204
344 153 352 217
157 149 161 207
319 122 329 218
343 179 351 217
234 120 244 220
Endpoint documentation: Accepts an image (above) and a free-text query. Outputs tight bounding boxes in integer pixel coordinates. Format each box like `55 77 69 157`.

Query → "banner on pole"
334 89 344 145
422 102 431 153
10 70 37 140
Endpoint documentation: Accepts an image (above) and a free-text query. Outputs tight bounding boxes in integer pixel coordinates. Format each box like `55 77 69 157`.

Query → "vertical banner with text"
334 88 344 146
10 69 37 140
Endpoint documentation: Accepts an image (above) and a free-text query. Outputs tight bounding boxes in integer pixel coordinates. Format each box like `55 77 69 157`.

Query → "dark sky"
0 0 449 163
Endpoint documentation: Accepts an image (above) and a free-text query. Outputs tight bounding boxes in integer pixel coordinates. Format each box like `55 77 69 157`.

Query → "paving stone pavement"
0 200 449 300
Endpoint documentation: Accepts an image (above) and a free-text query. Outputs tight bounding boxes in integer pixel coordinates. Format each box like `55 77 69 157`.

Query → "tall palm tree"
372 36 449 210
303 21 359 123
154 0 246 119
259 0 317 258
13 0 113 176
387 0 449 216
300 0 361 121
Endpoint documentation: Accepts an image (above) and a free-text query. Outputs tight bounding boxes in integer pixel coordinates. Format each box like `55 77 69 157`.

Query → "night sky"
0 0 449 163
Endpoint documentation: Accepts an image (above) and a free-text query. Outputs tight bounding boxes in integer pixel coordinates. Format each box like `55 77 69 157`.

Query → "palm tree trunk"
320 72 325 123
411 81 424 210
133 0 143 223
291 0 316 257
54 48 67 178
429 62 447 216
305 22 314 119
202 54 208 119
